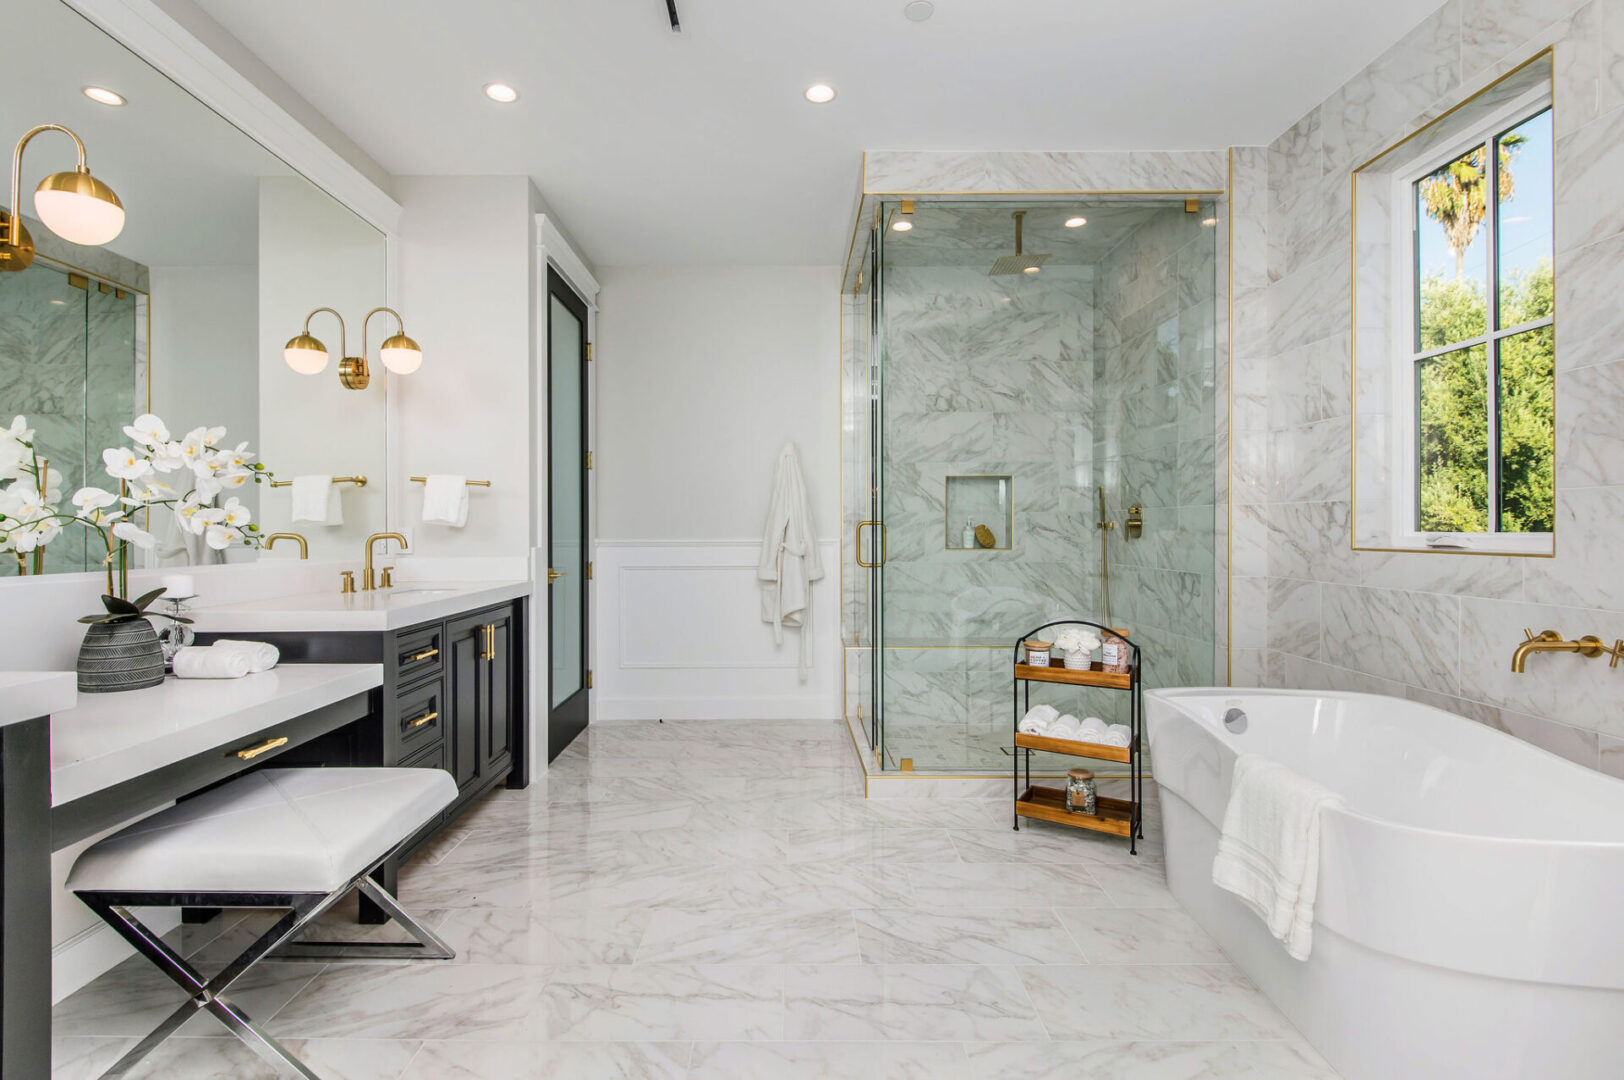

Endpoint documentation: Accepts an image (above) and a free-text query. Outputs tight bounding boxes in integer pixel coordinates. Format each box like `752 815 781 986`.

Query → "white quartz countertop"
50 663 381 805
0 671 77 728
186 579 530 633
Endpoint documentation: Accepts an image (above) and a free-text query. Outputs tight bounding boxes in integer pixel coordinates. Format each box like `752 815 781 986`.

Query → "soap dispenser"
961 520 975 549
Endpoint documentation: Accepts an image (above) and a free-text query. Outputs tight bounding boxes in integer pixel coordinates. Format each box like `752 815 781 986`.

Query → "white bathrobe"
758 443 824 678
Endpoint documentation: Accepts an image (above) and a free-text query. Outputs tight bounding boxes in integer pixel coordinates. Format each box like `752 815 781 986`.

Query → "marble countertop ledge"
0 671 77 728
50 664 382 806
186 579 531 633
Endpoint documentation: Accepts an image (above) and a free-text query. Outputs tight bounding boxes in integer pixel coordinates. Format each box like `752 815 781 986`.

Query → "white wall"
594 265 842 720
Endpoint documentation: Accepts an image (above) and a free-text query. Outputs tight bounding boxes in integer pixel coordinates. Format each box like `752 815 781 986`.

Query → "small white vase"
1062 649 1091 670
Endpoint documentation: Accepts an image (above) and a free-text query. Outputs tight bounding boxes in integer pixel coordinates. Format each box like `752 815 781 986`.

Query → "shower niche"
945 474 1012 550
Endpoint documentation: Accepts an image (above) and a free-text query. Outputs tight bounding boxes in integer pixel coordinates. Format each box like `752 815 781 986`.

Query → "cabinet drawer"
396 678 446 754
399 733 448 774
392 626 444 683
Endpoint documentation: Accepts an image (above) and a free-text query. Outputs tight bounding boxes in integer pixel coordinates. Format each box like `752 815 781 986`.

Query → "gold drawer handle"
480 624 496 660
407 647 439 662
233 736 288 761
408 710 439 728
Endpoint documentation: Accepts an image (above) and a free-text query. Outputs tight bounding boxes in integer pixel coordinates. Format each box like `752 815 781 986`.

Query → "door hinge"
586 451 594 470
586 561 594 580
586 342 594 361
586 670 593 689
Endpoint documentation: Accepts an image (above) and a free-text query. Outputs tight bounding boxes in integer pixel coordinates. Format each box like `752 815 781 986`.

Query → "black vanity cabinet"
445 607 516 800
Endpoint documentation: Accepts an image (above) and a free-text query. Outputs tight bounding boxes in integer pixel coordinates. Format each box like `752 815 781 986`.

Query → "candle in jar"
161 573 195 598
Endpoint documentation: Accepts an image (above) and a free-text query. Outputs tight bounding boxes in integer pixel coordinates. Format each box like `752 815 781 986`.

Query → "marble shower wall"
0 225 146 575
1232 0 1624 778
1094 208 1220 695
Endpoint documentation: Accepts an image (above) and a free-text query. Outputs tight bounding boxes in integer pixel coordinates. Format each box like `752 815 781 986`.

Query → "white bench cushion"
68 768 457 895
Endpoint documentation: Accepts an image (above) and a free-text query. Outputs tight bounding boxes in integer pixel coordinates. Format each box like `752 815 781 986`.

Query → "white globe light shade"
283 334 329 375
379 332 423 375
34 170 124 246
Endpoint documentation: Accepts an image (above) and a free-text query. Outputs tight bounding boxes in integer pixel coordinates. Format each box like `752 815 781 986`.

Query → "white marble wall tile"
864 151 1134 194
1357 549 1526 599
1267 501 1359 584
1272 651 1410 698
1523 486 1624 609
1319 583 1461 690
1463 0 1587 77
1601 733 1624 778
1555 102 1624 253
1557 358 1624 486
1266 578 1322 659
1554 229 1624 371
1457 595 1624 734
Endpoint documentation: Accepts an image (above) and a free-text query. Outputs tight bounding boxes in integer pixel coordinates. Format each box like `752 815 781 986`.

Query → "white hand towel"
1075 716 1109 741
171 646 251 679
422 474 470 527
290 476 342 526
1047 714 1082 740
1211 753 1344 961
210 639 279 673
1018 704 1060 734
1100 723 1133 748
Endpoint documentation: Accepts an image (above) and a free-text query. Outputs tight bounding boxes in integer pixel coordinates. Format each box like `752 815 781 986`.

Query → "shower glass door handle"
855 521 887 567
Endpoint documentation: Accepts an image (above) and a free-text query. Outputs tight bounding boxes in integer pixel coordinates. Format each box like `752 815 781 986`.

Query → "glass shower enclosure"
846 198 1224 773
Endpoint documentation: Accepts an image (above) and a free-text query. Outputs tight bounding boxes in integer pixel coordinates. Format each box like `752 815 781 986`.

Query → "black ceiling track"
666 0 681 32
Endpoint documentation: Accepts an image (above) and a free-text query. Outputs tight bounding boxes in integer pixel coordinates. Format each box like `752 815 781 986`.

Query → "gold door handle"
407 647 439 662
479 624 496 660
855 520 887 568
548 568 566 583
408 710 439 728
232 736 288 761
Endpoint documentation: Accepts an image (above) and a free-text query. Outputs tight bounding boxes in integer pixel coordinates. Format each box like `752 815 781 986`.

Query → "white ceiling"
190 0 1439 267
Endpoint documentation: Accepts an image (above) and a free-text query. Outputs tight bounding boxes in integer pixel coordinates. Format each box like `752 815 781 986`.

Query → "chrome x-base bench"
68 767 457 1079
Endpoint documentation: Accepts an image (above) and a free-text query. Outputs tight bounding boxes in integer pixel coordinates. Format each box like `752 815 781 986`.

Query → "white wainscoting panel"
594 540 840 720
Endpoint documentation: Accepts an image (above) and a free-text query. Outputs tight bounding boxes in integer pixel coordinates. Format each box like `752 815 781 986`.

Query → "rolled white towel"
172 646 251 679
1075 716 1109 742
1047 714 1082 740
211 639 279 673
1018 704 1060 734
1100 724 1133 748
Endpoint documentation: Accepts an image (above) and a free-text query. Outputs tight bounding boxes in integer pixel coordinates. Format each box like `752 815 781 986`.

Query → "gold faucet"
263 532 308 559
1511 628 1624 673
362 532 408 591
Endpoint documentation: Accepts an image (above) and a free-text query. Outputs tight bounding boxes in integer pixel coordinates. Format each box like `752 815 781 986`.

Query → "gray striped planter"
77 618 166 693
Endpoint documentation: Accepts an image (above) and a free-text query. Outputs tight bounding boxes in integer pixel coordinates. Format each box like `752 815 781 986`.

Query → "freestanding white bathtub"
1147 687 1624 1080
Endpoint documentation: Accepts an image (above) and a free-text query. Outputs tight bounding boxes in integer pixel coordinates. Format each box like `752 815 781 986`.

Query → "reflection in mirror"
1 0 388 578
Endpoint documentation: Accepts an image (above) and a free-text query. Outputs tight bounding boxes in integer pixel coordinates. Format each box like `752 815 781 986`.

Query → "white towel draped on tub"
1211 753 1344 961
290 476 342 526
758 443 825 678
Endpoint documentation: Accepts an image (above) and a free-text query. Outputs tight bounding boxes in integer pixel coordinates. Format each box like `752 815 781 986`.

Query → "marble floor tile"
854 907 1085 965
50 718 1322 1079
784 963 1047 1042
1018 965 1300 1041
398 1040 690 1080
687 1041 970 1080
635 908 861 964
1054 907 1227 964
535 963 784 1041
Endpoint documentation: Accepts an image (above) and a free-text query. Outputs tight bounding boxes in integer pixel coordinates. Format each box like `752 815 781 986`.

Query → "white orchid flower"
41 467 64 505
220 442 256 469
0 484 50 521
3 415 34 446
72 487 119 517
176 428 212 470
149 439 186 473
103 446 154 482
122 414 171 448
123 479 173 504
175 495 211 535
11 520 57 552
219 496 252 528
0 439 25 477
204 522 242 549
193 471 223 500
112 521 157 550
215 467 251 491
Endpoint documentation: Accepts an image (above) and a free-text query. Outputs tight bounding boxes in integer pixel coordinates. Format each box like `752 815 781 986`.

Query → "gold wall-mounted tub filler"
1510 628 1624 673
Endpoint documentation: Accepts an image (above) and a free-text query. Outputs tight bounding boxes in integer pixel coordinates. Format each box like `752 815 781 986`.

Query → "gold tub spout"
1510 628 1624 673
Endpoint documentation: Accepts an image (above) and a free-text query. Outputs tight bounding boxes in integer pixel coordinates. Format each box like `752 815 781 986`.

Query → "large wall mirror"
2 0 390 575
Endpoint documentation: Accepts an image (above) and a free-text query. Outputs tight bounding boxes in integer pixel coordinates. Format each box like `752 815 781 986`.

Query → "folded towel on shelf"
210 639 279 673
171 646 251 680
1100 724 1133 748
290 476 342 526
1018 704 1060 734
1211 753 1344 961
421 474 470 528
1047 714 1082 740
1075 716 1109 742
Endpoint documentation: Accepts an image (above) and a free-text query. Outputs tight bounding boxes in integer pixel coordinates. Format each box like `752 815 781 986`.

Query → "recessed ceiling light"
890 220 912 232
904 1 935 21
483 82 519 103
1065 216 1087 228
1022 266 1041 275
83 86 125 106
804 83 837 104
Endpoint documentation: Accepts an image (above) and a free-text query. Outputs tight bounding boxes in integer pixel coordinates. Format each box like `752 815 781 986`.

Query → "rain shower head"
989 210 1051 276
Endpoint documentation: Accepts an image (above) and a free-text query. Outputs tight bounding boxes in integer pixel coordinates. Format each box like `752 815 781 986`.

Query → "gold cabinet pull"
233 736 288 761
407 647 439 662
479 623 497 660
408 710 439 728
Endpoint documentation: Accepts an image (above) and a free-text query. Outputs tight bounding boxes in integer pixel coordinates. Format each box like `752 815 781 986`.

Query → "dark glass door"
547 268 590 760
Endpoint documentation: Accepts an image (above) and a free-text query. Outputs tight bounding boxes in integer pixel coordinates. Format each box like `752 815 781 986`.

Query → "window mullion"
1485 137 1502 532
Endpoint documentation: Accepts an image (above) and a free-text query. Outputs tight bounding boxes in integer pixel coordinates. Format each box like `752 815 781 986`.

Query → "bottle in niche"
961 520 975 549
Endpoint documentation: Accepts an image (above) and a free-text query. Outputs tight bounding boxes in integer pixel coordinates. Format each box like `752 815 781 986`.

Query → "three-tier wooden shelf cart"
1012 618 1144 854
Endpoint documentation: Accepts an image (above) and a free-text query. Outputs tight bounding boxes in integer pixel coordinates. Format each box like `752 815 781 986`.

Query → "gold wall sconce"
1 123 125 272
283 306 422 390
